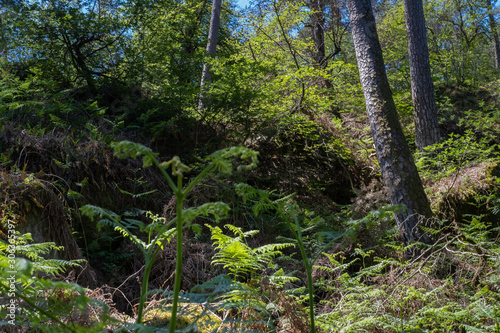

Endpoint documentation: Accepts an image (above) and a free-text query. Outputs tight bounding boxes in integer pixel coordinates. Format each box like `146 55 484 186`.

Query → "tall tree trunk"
346 0 432 248
487 0 500 69
0 14 5 57
198 0 222 111
309 0 326 67
403 0 440 149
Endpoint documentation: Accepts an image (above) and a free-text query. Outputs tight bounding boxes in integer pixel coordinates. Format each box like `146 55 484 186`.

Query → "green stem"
169 175 185 333
136 250 155 324
136 233 173 325
140 153 213 332
305 263 315 333
276 204 316 333
183 163 214 194
292 214 316 333
152 156 178 192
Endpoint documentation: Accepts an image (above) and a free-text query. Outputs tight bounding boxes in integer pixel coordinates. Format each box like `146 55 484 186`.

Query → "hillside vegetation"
0 0 499 332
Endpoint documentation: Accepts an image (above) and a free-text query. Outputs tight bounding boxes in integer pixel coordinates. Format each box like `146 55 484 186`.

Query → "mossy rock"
428 161 500 224
143 303 222 333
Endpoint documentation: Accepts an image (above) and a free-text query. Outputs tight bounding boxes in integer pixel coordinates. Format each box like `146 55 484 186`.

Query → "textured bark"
310 0 326 67
487 0 500 69
198 0 222 111
403 0 440 149
347 0 432 246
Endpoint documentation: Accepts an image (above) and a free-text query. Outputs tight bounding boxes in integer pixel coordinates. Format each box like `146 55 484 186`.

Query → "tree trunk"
346 0 432 248
73 45 98 95
309 0 326 68
198 0 222 111
403 0 440 149
487 0 500 69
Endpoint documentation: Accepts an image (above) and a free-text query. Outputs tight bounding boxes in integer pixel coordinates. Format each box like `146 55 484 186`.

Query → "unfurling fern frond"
112 140 158 168
182 201 230 226
208 146 259 174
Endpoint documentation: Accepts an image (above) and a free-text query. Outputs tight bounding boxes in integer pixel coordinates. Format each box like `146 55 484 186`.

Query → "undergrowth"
415 130 499 182
1 142 499 332
315 217 500 333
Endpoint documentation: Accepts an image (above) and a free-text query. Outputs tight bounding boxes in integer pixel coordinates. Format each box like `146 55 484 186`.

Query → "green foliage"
128 0 235 108
189 274 276 332
235 183 354 333
459 103 500 145
1 0 500 331
416 130 499 181
209 224 294 280
377 1 411 92
7 233 86 276
0 232 112 332
197 53 272 141
316 217 500 333
0 233 85 278
276 114 352 162
0 69 127 143
377 0 497 89
84 141 257 332
2 0 132 91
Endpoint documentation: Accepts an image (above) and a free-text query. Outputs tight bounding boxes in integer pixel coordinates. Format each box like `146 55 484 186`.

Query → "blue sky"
235 0 250 9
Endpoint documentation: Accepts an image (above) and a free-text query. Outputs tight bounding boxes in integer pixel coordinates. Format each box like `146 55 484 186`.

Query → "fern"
0 233 85 277
266 268 300 288
81 205 149 254
93 141 259 332
0 231 113 332
209 224 294 280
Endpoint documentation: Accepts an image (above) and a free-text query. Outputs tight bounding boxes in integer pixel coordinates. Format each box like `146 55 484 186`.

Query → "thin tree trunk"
310 0 326 67
487 0 500 69
0 14 5 57
403 0 440 149
73 45 98 95
346 0 432 249
198 0 222 111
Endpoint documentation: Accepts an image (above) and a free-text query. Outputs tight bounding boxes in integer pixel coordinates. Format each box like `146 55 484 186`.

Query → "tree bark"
346 0 432 247
198 0 222 111
403 0 440 149
309 0 326 67
487 0 500 69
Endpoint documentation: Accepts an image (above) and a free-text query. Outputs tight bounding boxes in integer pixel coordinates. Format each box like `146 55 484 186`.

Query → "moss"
144 309 192 330
486 161 500 178
143 304 222 332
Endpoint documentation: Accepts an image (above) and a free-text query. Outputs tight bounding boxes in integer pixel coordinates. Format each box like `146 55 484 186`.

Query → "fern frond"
210 224 294 280
267 268 300 288
209 146 259 174
31 258 85 276
223 224 247 238
111 223 146 253
182 202 230 226
149 228 175 250
253 242 295 265
80 204 120 222
14 242 64 261
111 140 158 168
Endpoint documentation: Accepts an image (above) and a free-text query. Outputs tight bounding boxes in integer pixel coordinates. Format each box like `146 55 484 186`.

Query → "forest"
0 0 499 331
